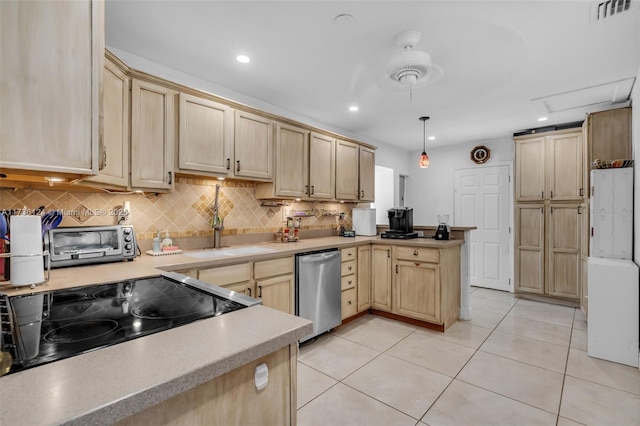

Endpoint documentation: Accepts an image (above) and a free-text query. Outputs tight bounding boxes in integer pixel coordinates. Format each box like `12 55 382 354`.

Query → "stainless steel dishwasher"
295 248 341 343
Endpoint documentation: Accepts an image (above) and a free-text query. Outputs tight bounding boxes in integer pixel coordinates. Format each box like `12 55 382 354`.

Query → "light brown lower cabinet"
340 246 358 320
254 257 295 314
357 245 371 312
116 345 296 426
395 260 440 323
371 245 393 311
196 257 294 314
515 203 582 301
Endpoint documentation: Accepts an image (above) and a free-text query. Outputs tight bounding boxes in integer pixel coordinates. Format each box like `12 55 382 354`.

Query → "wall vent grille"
593 0 631 21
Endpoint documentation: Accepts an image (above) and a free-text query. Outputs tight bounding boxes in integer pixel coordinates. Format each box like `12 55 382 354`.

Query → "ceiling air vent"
593 0 631 21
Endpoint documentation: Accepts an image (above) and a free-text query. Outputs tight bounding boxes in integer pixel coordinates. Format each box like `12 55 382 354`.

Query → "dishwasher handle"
298 251 340 264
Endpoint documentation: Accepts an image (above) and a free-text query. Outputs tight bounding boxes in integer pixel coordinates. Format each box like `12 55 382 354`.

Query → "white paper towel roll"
10 215 44 286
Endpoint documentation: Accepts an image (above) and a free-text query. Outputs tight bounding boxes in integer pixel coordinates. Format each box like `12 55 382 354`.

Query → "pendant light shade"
419 116 430 168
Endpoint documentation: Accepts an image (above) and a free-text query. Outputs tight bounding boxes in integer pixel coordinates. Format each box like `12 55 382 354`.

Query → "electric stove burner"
2 272 260 376
46 303 104 321
131 300 212 320
44 320 119 344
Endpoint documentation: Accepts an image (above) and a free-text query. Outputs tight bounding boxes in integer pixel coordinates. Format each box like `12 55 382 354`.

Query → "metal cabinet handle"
550 191 553 199
311 185 315 195
579 187 584 196
348 252 353 257
387 250 390 258
348 280 352 285
361 190 364 198
348 300 352 305
541 191 544 199
247 287 252 297
257 285 262 298
348 266 352 271
167 171 172 185
305 185 309 195
577 206 582 214
395 265 398 273
226 158 231 170
413 249 419 256
236 160 240 172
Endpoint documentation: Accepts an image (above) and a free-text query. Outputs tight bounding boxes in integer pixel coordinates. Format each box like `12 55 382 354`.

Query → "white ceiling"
105 1 640 151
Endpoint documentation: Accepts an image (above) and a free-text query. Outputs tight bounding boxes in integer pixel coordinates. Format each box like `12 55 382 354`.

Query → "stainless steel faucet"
212 184 224 248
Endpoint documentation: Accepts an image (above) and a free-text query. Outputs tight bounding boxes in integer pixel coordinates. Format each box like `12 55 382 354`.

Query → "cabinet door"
223 281 256 298
515 137 545 201
588 107 631 162
257 274 294 314
335 140 359 200
547 132 583 201
359 147 375 201
547 205 581 299
341 288 358 320
234 110 274 180
371 245 392 311
357 245 371 312
275 123 309 197
515 204 545 294
0 0 102 174
309 133 335 199
131 78 175 191
178 93 232 175
85 55 129 188
395 260 440 323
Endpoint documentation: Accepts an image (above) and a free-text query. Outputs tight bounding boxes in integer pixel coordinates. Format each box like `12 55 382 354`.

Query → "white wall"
405 139 515 225
633 61 640 267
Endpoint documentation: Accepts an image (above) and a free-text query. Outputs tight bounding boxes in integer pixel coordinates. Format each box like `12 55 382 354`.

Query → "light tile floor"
297 286 640 426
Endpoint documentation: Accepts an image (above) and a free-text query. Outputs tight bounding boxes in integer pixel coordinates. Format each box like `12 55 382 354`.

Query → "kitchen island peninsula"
0 234 470 424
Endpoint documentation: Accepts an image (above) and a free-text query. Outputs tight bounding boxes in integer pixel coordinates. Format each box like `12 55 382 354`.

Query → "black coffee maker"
381 207 418 239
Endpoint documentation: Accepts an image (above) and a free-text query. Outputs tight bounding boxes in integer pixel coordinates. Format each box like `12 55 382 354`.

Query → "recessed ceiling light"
349 105 359 112
428 136 436 140
236 55 250 63
538 117 548 122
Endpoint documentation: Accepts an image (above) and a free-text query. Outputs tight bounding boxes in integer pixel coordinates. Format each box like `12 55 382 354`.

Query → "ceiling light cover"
419 116 430 168
236 55 250 63
386 30 432 96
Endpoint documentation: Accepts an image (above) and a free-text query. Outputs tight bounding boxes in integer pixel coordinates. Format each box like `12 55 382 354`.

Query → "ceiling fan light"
419 152 430 168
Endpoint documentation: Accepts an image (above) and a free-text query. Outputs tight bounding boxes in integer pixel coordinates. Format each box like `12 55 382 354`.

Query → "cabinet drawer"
341 260 356 276
254 256 293 279
395 246 439 263
341 247 357 262
198 263 251 286
341 275 356 291
341 287 357 320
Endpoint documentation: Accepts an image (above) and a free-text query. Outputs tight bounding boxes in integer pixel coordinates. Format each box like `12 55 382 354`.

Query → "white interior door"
454 165 512 291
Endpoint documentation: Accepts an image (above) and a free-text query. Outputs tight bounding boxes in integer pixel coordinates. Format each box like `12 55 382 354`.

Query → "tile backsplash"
0 177 354 245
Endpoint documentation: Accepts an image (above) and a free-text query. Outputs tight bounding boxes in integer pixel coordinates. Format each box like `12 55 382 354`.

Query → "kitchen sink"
185 246 275 259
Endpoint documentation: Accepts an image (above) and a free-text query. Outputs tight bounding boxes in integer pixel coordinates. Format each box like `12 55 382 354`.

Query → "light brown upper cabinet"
83 52 130 189
130 78 175 192
0 0 103 174
234 110 274 181
335 140 360 200
177 93 233 176
335 140 375 202
586 107 631 162
515 129 583 202
308 132 336 199
359 146 375 201
274 123 310 198
256 128 336 200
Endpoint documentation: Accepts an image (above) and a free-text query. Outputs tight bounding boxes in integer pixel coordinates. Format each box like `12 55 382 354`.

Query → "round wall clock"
470 145 490 164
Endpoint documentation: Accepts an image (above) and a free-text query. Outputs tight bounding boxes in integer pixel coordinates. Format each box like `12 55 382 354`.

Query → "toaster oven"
44 225 137 268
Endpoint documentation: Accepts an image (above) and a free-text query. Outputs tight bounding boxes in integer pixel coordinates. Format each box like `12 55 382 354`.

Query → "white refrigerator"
587 167 638 367
590 168 633 259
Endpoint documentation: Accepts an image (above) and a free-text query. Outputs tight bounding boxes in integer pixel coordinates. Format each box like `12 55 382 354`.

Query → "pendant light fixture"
419 116 430 168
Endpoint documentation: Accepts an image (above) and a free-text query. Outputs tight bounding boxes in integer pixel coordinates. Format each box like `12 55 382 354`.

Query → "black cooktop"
2 273 260 375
